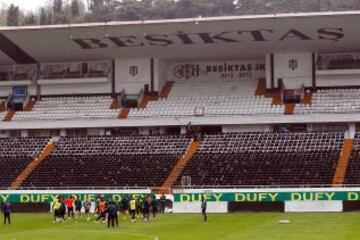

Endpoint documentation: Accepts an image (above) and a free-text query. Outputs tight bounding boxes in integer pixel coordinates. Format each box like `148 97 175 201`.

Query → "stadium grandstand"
2 9 360 239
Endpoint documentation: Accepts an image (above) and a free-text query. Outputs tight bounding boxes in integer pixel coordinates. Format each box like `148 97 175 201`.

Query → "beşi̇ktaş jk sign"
72 28 344 49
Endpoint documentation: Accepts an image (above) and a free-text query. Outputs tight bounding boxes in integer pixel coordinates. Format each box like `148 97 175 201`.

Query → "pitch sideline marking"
6 228 160 240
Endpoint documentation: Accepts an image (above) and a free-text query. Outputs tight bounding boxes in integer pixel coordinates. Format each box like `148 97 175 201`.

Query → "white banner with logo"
173 202 228 213
168 60 265 82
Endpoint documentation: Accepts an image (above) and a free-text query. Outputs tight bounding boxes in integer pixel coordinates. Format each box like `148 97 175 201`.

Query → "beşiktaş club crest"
288 59 298 71
129 65 139 76
173 64 201 79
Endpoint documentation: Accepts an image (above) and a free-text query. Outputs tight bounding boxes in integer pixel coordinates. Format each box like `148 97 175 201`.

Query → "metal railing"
174 184 360 189
2 184 360 191
0 186 152 191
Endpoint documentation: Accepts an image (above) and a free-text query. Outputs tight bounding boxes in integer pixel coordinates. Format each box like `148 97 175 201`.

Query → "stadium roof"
0 11 360 65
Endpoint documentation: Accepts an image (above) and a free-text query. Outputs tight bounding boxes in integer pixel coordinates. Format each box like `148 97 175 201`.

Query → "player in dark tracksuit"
152 197 158 218
142 197 150 221
75 195 82 219
121 196 129 220
136 197 142 218
60 197 66 221
160 194 166 214
201 196 207 222
2 200 11 225
106 201 118 228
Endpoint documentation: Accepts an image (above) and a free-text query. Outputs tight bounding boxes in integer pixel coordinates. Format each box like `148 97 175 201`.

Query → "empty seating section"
344 133 360 184
23 135 191 188
130 96 283 118
295 89 360 114
129 80 284 118
12 96 118 121
0 137 49 188
178 132 344 186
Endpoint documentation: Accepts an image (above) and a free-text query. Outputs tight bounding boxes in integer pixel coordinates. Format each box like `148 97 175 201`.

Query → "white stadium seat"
12 96 119 121
295 89 360 114
129 80 284 118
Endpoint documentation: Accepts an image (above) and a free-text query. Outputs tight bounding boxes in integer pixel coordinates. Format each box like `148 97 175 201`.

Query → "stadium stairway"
3 110 15 122
332 138 354 187
110 97 119 109
138 95 152 108
118 108 130 119
271 93 282 105
254 78 284 110
159 139 199 193
23 99 36 111
10 137 57 190
301 92 313 105
285 103 295 115
118 81 174 119
255 78 266 96
158 81 174 99
3 99 37 121
0 101 5 112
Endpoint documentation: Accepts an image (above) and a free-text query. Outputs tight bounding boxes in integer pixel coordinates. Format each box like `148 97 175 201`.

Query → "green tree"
53 0 67 23
53 0 63 14
47 11 53 24
6 4 20 26
39 7 47 25
175 0 195 18
86 0 118 22
0 5 7 26
115 0 153 21
4 0 360 26
147 0 177 19
71 0 80 17
211 0 236 16
23 13 37 26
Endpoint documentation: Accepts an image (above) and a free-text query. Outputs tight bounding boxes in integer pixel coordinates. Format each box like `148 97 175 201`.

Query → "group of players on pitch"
52 194 164 228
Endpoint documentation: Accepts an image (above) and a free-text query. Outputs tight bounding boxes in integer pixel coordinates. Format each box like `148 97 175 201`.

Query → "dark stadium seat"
22 135 191 188
177 132 344 187
0 137 49 188
344 133 360 184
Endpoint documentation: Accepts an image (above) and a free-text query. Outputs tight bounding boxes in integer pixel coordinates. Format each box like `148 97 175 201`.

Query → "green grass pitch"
2 213 360 240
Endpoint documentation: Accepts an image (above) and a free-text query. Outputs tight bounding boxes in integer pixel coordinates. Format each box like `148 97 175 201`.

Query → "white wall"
285 201 343 212
139 127 150 135
222 124 272 133
308 123 347 132
265 54 272 89
0 130 10 138
87 128 104 136
40 82 111 95
274 52 312 89
173 202 228 213
115 58 151 94
154 58 168 92
20 130 28 137
316 70 360 87
34 129 51 137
